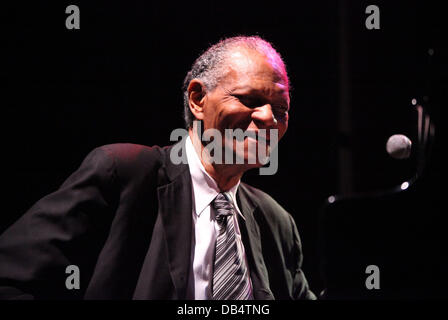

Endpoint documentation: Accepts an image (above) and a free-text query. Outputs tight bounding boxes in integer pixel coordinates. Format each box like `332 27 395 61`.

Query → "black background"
2 0 447 298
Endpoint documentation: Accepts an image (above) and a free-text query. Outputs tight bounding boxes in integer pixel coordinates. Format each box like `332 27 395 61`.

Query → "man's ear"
188 79 207 120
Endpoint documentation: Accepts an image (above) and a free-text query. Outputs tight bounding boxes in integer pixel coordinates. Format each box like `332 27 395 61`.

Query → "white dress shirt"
184 135 253 300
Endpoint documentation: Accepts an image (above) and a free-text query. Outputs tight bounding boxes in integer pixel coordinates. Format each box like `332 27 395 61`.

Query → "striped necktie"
212 192 252 300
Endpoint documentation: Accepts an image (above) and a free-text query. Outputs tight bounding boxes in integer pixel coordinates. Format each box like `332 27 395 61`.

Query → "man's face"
201 47 290 168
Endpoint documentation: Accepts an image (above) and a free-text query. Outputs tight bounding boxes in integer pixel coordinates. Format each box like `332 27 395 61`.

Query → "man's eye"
235 95 288 119
274 109 288 121
242 100 258 108
235 95 260 108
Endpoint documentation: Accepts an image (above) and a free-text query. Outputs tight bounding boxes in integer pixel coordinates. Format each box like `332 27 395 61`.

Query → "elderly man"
0 36 315 300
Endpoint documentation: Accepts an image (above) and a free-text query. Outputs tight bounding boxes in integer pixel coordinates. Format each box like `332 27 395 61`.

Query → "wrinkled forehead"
224 48 289 88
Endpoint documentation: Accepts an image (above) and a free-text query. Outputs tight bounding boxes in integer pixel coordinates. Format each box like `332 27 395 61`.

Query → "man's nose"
251 104 277 128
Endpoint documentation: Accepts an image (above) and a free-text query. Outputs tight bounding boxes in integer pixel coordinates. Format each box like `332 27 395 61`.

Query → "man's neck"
188 129 244 192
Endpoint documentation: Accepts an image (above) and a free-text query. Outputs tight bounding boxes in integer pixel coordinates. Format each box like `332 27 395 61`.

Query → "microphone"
386 134 412 160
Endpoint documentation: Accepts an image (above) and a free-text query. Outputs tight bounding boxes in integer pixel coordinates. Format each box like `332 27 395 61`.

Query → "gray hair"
182 36 289 129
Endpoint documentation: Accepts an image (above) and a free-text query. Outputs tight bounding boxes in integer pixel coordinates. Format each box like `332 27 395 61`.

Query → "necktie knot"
213 193 234 225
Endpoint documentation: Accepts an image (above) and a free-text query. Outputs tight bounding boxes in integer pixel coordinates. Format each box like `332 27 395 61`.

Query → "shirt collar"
185 135 242 218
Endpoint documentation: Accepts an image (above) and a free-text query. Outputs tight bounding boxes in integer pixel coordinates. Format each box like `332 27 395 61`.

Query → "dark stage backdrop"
2 0 447 298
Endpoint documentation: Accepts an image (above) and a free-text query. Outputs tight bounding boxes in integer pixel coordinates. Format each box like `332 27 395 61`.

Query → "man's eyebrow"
231 88 290 110
230 86 288 98
229 85 255 93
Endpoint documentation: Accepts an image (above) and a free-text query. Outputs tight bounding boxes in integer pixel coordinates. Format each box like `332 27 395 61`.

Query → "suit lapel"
237 185 274 300
157 141 193 299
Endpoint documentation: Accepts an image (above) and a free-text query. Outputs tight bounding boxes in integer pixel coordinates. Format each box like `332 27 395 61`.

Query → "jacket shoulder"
98 143 166 162
92 143 169 182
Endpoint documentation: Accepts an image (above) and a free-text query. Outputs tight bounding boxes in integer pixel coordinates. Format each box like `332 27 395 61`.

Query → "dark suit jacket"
0 142 315 300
